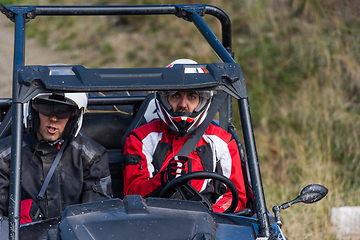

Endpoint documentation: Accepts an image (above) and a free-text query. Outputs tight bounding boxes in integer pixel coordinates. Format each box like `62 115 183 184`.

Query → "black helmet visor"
32 99 78 119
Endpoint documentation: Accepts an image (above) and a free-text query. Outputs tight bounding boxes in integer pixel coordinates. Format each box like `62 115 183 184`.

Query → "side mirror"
273 184 328 228
280 184 328 210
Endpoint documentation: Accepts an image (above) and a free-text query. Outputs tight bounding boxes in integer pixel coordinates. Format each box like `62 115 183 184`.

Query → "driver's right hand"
164 156 189 183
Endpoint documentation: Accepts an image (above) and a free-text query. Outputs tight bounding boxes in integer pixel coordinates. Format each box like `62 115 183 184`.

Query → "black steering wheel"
159 171 239 213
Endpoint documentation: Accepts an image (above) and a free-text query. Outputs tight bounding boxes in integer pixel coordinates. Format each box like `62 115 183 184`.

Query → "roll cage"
0 4 270 239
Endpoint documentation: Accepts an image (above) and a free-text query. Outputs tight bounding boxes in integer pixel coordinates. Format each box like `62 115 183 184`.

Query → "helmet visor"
32 99 79 119
157 90 212 113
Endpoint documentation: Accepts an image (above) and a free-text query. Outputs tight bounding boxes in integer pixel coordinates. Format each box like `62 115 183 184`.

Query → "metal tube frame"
9 11 26 240
3 4 270 238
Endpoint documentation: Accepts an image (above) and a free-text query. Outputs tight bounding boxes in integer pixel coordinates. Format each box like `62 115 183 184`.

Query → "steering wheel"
159 171 239 213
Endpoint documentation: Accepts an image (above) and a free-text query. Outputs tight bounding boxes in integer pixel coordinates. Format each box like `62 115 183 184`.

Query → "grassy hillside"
2 0 360 239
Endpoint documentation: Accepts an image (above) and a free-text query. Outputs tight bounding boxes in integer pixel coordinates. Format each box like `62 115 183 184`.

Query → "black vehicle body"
0 4 327 240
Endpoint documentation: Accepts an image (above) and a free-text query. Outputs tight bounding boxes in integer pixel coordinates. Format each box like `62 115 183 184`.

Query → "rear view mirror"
281 184 328 209
273 184 328 228
296 184 329 204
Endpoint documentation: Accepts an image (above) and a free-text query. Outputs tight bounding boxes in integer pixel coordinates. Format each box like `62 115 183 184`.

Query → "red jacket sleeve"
123 132 164 197
211 138 247 213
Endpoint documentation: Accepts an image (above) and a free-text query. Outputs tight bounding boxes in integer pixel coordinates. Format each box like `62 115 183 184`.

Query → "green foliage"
0 0 12 4
100 43 113 54
126 50 138 61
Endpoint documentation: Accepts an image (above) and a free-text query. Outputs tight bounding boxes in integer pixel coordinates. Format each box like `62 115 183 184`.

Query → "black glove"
165 156 189 182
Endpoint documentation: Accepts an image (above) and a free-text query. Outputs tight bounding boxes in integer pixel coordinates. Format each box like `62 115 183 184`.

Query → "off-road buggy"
0 4 327 240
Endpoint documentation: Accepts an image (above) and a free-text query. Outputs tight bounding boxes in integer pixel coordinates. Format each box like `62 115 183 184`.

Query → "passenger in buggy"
123 59 247 213
0 88 112 223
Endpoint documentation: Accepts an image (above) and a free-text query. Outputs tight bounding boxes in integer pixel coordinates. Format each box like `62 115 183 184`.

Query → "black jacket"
0 132 112 222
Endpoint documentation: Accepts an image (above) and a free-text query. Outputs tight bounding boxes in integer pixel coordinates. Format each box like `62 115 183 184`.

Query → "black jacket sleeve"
78 135 113 203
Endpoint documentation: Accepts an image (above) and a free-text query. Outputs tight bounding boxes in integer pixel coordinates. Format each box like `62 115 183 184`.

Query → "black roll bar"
8 12 25 240
1 4 232 53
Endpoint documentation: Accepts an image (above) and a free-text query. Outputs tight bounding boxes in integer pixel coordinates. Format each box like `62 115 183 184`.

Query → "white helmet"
23 92 87 140
23 65 87 140
155 59 213 137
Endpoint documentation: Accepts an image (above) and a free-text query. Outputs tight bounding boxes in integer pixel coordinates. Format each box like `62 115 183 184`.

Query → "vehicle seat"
121 93 158 149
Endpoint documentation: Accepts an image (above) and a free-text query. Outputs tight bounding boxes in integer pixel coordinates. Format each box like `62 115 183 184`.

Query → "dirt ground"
0 14 74 98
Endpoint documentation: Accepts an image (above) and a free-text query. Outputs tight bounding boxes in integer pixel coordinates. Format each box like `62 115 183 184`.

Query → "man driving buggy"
123 59 247 213
0 78 112 223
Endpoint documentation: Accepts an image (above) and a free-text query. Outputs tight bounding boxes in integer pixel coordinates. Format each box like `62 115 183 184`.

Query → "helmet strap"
36 131 64 147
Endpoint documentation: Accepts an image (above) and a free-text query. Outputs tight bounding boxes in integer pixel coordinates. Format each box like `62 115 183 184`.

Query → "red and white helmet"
155 59 213 137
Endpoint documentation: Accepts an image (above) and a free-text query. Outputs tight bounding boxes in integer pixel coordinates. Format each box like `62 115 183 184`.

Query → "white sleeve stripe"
202 134 232 178
142 132 163 178
71 141 96 159
198 134 232 192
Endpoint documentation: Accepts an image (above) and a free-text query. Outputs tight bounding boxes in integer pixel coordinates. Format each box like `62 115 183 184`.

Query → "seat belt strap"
37 140 68 200
176 91 228 157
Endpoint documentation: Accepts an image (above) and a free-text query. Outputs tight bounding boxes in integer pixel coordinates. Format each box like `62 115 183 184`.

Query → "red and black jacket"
0 132 112 223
